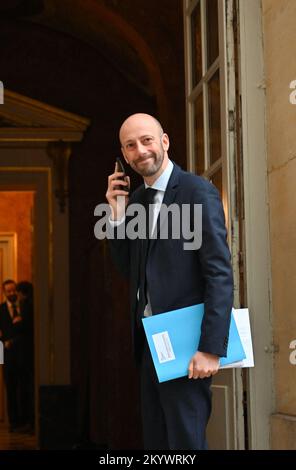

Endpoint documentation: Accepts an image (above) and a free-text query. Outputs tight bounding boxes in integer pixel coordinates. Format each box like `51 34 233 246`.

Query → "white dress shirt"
6 300 20 320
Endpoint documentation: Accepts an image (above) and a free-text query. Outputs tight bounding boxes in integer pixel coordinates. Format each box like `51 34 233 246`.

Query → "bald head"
119 113 164 145
119 113 170 183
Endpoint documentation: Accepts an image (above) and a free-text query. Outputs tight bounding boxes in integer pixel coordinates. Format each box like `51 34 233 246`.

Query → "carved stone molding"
0 89 90 213
46 141 72 213
0 89 90 142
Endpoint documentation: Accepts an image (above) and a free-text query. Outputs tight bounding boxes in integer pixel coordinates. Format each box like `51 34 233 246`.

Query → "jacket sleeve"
107 219 130 279
195 184 234 357
107 188 142 280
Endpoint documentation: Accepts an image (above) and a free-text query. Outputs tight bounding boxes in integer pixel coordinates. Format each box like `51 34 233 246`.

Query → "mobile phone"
114 157 130 193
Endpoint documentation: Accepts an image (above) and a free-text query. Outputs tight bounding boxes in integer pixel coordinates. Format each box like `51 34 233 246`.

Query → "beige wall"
0 191 34 283
262 0 296 449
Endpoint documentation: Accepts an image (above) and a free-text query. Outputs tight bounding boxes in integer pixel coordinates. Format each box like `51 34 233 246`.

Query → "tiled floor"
0 424 37 450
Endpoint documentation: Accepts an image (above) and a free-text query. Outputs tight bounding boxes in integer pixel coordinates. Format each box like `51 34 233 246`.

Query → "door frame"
0 231 18 423
183 0 245 449
0 168 51 437
0 232 18 295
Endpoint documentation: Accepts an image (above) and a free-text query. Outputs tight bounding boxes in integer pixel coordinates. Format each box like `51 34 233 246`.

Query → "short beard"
132 150 164 177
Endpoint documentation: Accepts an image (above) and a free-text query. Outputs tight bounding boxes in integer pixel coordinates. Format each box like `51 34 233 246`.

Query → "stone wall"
262 0 296 449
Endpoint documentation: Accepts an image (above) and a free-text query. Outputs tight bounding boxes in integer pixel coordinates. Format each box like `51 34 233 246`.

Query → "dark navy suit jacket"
0 302 23 364
108 162 233 363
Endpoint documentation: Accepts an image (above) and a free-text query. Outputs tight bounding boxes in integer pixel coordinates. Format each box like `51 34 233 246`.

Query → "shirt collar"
7 300 18 308
144 159 174 192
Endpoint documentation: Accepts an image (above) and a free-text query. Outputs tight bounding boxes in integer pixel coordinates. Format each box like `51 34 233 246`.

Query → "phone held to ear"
115 157 130 194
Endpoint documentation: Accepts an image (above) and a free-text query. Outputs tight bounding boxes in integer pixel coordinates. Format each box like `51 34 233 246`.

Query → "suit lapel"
0 302 12 327
4 302 12 323
131 164 181 255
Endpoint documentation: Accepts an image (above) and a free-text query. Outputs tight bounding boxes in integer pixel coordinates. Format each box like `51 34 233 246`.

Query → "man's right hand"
106 171 130 221
12 315 22 324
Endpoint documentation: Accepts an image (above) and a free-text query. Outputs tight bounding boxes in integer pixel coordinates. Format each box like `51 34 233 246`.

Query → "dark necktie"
11 303 18 319
137 188 157 325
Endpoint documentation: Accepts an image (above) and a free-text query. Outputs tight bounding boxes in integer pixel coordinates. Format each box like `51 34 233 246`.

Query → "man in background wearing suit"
106 113 233 450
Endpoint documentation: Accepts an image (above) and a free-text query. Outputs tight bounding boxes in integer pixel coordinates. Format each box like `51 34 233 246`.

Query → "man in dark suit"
105 113 233 450
0 279 25 431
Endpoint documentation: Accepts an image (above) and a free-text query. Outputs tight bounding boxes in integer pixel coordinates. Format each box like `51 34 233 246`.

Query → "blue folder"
142 303 246 383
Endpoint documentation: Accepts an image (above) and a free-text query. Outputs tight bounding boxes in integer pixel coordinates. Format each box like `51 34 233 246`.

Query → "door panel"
0 232 17 423
184 0 245 449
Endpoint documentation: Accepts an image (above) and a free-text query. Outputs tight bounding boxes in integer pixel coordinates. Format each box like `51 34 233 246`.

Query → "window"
184 0 224 196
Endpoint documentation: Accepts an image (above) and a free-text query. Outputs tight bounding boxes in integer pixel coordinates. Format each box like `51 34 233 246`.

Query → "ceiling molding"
0 89 90 142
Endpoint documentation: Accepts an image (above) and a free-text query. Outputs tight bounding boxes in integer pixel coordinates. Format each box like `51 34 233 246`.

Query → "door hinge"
238 251 244 273
229 109 235 132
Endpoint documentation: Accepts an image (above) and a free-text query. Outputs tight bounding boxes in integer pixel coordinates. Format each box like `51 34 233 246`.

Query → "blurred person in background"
0 280 25 432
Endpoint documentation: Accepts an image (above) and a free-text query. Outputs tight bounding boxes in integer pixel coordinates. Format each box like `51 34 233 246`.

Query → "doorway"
0 190 35 433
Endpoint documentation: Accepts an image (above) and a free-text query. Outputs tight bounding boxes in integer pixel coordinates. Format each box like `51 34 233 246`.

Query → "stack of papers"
142 303 254 383
220 308 254 369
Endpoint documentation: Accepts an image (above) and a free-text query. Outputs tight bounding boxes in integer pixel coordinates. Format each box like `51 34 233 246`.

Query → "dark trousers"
3 350 31 427
140 341 212 450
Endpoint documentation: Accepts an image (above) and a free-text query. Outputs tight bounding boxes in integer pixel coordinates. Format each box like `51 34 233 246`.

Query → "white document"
152 331 176 364
220 308 254 369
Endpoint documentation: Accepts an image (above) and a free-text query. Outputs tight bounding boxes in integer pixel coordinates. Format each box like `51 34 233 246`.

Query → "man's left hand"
188 351 219 379
4 340 13 350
